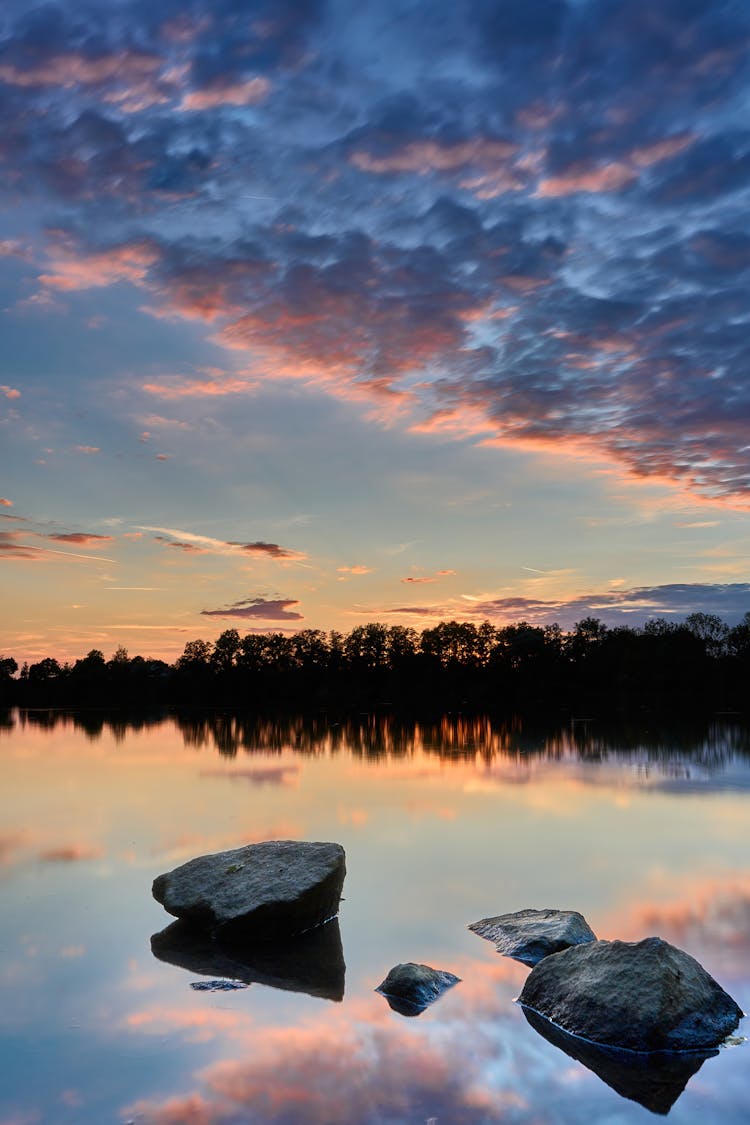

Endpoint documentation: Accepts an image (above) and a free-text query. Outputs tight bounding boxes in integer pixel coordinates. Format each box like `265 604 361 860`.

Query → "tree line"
2 612 750 714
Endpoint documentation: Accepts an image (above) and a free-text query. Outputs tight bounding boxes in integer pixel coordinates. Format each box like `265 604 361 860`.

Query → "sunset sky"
2 0 750 664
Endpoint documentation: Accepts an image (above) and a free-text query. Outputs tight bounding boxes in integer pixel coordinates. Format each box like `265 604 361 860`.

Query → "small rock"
518 937 743 1051
469 907 596 965
376 962 460 1017
152 840 346 941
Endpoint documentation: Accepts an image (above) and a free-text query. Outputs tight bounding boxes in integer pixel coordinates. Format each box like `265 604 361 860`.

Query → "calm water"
1 710 749 1124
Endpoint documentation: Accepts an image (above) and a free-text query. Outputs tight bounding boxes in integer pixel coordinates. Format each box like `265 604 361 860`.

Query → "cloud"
146 527 305 560
376 582 750 629
229 541 305 560
142 376 258 398
401 569 456 584
0 498 13 507
41 239 158 291
180 76 270 111
0 530 115 564
46 533 114 546
201 596 304 622
337 565 373 575
154 536 206 553
1 385 21 399
0 531 46 560
0 52 162 91
73 446 101 455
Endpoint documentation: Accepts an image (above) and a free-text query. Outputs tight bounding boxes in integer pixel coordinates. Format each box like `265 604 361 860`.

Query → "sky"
1 0 750 664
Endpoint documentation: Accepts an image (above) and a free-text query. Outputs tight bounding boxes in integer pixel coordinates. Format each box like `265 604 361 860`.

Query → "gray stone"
375 962 460 1016
519 937 743 1052
469 907 596 965
152 839 346 941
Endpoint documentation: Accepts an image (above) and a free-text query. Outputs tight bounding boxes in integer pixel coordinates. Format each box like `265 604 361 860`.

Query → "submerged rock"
375 962 460 1017
519 937 743 1052
522 1006 717 1116
152 916 346 1001
469 908 596 966
152 840 346 941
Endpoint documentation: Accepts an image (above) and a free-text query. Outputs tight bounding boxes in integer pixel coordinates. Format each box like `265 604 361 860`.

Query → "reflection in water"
521 1007 717 1116
2 710 750 1124
7 707 750 771
151 917 345 1001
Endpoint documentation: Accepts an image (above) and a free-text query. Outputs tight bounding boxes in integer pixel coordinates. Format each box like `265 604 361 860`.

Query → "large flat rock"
469 907 596 965
519 937 743 1052
152 840 346 941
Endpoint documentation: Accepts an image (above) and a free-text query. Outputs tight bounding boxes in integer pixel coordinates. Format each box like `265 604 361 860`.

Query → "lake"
1 709 748 1124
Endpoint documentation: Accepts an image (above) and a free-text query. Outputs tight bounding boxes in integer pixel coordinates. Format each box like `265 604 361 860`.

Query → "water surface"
1 711 748 1123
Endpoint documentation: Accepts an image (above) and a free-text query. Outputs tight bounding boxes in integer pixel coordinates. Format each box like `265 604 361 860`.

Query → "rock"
375 962 460 1017
522 1006 717 1115
518 937 743 1051
469 907 596 966
152 840 346 941
151 916 346 1001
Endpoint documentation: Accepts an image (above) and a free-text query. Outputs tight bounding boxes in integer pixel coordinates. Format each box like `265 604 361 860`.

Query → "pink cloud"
1 385 21 399
337 565 373 575
142 376 257 398
74 446 101 454
46 533 114 546
536 135 694 198
629 133 695 167
180 77 270 110
537 161 637 196
0 531 42 560
350 137 517 175
40 239 158 291
0 498 12 507
0 51 162 89
0 530 115 564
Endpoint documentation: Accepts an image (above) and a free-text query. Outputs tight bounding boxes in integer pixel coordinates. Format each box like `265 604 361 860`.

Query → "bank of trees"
3 611 750 715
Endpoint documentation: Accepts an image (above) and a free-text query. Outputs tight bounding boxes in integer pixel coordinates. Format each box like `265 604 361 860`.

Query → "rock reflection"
151 917 345 1002
521 1006 718 1116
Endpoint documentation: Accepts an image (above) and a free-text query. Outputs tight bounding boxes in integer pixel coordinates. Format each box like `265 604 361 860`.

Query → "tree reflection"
8 710 750 774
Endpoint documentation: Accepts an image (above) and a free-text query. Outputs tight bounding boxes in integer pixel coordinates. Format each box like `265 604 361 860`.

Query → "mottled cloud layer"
2 0 750 506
